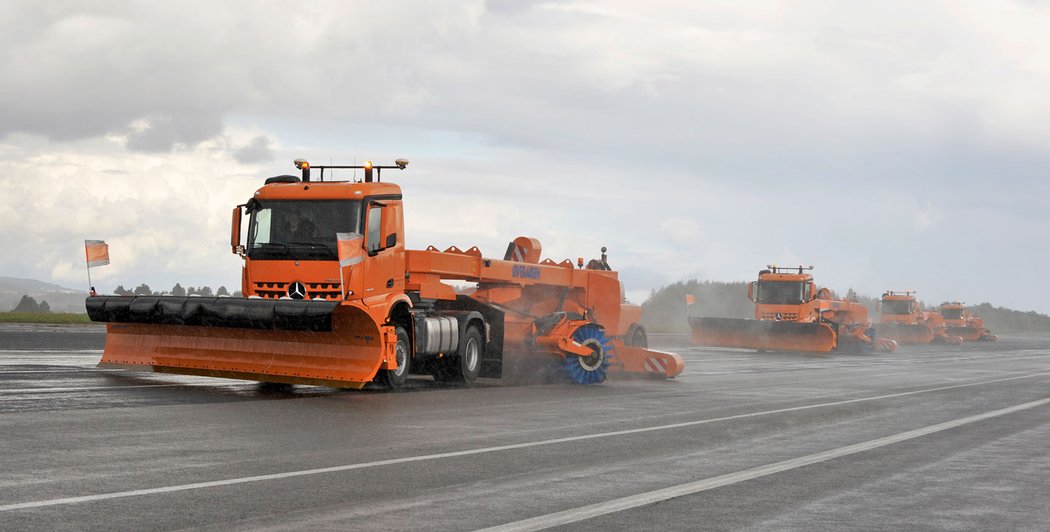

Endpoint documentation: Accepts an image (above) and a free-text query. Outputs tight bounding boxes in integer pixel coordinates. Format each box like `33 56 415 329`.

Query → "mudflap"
93 298 386 388
607 345 684 379
876 323 934 344
689 317 837 353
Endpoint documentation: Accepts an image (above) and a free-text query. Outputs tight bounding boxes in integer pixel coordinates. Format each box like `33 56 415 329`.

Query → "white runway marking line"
481 396 1050 532
0 383 256 394
0 371 1046 512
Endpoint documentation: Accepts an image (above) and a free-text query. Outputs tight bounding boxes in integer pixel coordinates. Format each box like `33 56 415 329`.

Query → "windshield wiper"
253 242 290 252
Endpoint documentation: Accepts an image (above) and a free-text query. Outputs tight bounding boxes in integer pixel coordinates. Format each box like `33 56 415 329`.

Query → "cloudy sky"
1 0 1048 313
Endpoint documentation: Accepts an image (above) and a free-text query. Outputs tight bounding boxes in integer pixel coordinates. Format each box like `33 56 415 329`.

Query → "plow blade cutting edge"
876 323 934 344
88 296 386 388
689 317 837 353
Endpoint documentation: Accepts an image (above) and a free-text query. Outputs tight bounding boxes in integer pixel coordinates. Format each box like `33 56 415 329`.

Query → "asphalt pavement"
1 323 1047 531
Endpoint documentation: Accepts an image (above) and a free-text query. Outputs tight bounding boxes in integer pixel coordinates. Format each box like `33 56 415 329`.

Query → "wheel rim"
394 340 408 377
464 338 479 373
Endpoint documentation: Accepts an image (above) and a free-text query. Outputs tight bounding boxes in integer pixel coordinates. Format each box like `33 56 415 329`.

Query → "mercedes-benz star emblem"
288 281 307 300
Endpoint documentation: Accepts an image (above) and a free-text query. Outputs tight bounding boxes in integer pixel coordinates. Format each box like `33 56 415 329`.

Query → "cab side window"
366 205 382 253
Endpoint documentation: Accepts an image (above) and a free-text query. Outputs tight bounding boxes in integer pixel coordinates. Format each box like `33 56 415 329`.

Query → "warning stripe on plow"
644 357 669 374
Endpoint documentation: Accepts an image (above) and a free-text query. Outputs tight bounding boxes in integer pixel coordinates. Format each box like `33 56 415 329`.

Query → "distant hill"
0 276 86 313
641 279 1050 334
0 276 80 293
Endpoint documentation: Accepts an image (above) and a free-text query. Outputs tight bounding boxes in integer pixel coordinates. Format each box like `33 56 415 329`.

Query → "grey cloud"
4 1 1050 313
233 135 274 164
125 113 224 152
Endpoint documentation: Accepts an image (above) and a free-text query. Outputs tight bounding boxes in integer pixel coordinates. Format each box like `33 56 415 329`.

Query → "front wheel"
378 326 412 389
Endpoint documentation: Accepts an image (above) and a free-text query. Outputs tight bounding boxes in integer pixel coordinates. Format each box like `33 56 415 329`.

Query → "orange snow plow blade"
89 296 387 388
876 323 934 344
609 345 685 379
689 317 837 353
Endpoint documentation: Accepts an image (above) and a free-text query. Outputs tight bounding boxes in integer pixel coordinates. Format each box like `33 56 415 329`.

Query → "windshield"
882 299 913 315
756 281 806 305
941 308 963 320
247 200 362 260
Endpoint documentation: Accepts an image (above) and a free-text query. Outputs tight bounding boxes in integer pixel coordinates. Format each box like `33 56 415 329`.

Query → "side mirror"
385 233 397 248
230 206 242 253
747 281 756 302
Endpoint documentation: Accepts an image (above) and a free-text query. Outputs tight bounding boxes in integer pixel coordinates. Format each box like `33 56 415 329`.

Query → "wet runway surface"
1 323 1048 530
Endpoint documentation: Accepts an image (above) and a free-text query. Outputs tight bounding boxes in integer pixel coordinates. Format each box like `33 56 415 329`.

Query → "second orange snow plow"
877 291 963 345
689 266 896 353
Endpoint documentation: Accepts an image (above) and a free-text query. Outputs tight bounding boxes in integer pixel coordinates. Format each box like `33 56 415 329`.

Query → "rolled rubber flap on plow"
689 317 837 353
87 296 339 331
97 304 386 388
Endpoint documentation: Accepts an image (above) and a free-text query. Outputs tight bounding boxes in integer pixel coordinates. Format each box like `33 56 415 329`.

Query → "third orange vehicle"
940 301 997 342
689 265 896 353
877 291 963 345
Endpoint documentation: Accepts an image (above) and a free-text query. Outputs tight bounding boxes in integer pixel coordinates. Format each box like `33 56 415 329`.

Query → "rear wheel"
628 327 647 348
432 325 483 385
378 326 412 389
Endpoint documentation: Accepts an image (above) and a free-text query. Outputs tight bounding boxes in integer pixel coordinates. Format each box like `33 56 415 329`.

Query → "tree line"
111 283 242 298
11 295 51 313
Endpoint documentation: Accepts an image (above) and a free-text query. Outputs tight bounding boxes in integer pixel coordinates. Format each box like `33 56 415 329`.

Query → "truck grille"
760 312 799 321
253 282 343 300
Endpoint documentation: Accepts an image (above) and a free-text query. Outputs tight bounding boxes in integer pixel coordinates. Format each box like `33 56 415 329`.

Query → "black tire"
457 326 484 384
433 326 483 385
378 326 412 389
629 327 648 348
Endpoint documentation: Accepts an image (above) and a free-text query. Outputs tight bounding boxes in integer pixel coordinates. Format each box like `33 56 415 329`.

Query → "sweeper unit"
688 265 896 353
86 159 683 388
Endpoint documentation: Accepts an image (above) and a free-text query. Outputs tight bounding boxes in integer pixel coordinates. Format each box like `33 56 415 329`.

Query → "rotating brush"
565 324 613 384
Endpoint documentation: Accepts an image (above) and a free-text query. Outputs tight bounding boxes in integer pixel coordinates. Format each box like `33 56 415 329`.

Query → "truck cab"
231 162 407 305
748 266 817 322
879 291 920 325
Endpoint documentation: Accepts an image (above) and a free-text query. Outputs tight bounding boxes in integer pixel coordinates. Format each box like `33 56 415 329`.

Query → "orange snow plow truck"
688 265 896 353
876 291 963 345
86 159 683 388
939 301 997 342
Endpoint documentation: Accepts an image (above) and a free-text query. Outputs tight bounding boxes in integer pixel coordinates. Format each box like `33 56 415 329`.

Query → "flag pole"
85 242 94 294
